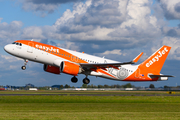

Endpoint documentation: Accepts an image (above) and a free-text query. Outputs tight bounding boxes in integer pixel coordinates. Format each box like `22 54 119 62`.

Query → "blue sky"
0 0 180 87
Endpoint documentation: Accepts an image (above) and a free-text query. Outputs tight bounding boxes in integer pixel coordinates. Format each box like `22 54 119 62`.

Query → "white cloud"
0 55 22 70
157 0 180 20
92 44 99 49
18 0 85 17
162 26 180 37
161 37 180 60
47 0 161 50
1 55 20 62
0 20 23 46
16 0 166 62
102 49 122 55
21 26 45 39
57 41 80 51
2 0 179 63
0 18 3 22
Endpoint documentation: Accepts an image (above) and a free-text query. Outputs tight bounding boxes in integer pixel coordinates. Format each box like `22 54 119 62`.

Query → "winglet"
132 52 143 63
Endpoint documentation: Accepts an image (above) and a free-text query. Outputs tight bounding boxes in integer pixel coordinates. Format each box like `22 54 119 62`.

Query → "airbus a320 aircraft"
4 40 173 84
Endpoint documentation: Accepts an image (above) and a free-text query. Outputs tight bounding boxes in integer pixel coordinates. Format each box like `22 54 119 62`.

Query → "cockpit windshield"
12 42 22 46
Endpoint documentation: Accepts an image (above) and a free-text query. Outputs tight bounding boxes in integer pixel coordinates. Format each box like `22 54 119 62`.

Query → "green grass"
0 90 179 95
0 91 179 120
0 96 179 103
0 103 180 120
0 95 179 119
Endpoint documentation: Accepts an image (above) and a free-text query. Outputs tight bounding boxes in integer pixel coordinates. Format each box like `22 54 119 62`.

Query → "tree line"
50 83 136 90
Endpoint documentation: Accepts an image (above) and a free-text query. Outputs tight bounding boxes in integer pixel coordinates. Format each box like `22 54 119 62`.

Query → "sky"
0 0 180 87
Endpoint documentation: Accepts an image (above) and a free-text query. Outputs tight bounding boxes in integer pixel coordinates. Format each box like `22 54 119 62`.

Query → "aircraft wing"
79 52 143 71
80 61 134 71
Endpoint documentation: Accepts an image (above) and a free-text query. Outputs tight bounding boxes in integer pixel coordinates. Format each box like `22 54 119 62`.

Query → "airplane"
4 40 173 84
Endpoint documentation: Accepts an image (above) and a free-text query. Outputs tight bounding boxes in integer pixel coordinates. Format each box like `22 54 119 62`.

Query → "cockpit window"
13 42 22 46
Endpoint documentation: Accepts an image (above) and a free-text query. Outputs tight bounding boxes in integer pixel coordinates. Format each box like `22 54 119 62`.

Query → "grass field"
0 91 179 120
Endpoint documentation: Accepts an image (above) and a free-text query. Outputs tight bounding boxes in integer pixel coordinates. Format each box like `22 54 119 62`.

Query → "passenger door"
27 42 34 53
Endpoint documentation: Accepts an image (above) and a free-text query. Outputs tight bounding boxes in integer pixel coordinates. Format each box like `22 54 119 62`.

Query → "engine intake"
43 64 60 74
60 61 81 76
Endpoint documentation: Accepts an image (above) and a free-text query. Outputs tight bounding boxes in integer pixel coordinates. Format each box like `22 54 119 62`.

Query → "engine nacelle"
60 61 81 76
43 64 60 74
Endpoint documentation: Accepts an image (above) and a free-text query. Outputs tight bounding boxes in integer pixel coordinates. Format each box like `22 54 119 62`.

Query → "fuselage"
4 40 170 83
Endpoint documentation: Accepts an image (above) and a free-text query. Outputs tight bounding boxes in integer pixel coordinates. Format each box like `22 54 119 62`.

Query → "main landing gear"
21 59 28 70
71 76 90 84
83 77 90 84
71 76 78 83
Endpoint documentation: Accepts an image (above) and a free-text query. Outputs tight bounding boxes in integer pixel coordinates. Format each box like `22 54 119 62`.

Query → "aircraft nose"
4 45 11 53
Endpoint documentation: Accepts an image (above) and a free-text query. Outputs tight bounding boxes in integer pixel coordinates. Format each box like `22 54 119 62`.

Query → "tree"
123 83 134 88
149 84 155 88
98 85 103 88
116 84 122 88
60 85 64 89
82 84 87 88
104 84 110 88
164 85 169 89
64 84 70 88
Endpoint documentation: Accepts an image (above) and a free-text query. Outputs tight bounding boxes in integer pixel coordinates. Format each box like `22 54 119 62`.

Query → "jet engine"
43 64 60 74
60 61 81 76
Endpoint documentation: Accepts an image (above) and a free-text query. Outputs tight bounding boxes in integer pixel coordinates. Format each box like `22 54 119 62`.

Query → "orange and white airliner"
4 40 173 84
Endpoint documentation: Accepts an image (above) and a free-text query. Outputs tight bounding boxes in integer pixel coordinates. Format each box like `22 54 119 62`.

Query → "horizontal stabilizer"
149 75 174 78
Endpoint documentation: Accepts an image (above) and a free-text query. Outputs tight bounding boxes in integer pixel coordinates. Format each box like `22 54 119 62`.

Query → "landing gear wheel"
21 66 26 70
21 59 28 70
71 76 78 83
83 78 90 84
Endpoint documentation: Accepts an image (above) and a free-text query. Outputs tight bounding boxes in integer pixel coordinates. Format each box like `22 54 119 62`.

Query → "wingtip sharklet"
132 52 143 63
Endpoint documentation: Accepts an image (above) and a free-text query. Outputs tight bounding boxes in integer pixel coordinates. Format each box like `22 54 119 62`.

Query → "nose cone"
4 45 11 53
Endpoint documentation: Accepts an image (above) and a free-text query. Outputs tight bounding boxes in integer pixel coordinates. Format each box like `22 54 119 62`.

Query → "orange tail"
139 45 171 74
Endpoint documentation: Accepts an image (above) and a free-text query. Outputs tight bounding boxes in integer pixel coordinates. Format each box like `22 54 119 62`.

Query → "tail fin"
139 46 171 74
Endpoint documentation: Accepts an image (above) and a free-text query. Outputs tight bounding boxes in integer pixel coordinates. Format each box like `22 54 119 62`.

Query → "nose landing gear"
21 59 28 70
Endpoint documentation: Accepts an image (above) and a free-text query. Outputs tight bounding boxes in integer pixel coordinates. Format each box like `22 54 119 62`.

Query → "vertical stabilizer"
139 46 171 74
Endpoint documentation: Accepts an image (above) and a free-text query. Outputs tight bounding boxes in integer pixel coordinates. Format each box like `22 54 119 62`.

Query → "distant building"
29 88 38 91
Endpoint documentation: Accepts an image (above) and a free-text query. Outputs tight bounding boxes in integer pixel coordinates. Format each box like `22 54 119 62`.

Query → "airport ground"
0 91 179 120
